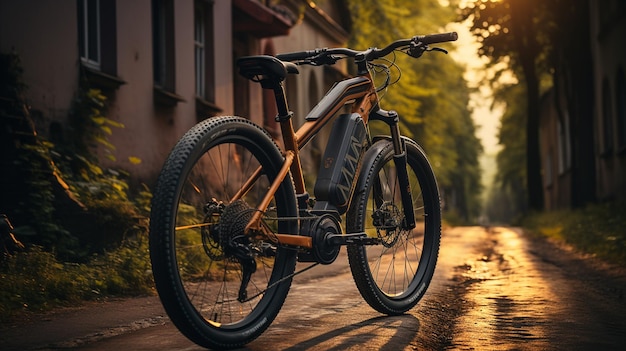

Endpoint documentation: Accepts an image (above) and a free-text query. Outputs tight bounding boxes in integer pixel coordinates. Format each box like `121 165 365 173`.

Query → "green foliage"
522 201 626 266
457 0 562 211
11 141 79 254
0 237 153 322
0 52 78 257
1 52 152 321
49 86 147 256
67 88 124 161
346 0 483 221
456 0 556 85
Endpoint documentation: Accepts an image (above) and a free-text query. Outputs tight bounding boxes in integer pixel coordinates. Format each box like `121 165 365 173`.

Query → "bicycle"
149 31 458 349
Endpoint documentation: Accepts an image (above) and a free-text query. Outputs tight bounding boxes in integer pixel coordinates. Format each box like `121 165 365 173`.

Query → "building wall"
589 0 626 202
108 0 237 183
0 0 79 133
214 0 234 116
540 0 626 208
0 0 350 190
112 0 177 183
0 0 238 185
539 89 572 210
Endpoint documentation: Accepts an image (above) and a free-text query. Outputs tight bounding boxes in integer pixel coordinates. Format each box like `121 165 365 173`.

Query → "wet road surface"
2 226 625 350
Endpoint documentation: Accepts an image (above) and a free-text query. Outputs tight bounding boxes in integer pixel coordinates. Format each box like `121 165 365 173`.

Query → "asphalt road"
1 226 625 350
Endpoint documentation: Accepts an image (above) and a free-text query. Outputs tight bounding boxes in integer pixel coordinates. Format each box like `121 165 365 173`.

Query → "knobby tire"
149 116 297 349
347 138 441 314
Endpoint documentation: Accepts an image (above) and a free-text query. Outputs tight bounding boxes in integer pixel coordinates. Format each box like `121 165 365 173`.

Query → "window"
194 1 219 117
77 0 121 87
194 6 205 98
194 1 215 101
152 0 174 89
152 0 183 105
78 0 100 69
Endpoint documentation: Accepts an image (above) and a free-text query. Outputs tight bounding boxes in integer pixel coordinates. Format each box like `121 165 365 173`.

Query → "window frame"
194 0 219 117
78 0 101 69
77 0 123 89
194 4 206 99
152 0 184 106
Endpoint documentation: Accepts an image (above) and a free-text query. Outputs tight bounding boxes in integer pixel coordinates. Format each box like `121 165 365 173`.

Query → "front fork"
371 108 416 230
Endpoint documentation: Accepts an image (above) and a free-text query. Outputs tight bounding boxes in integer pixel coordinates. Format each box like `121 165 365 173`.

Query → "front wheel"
149 116 298 349
347 138 441 315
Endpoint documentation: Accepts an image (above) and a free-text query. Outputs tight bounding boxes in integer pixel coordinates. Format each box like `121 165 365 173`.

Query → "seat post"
273 82 292 122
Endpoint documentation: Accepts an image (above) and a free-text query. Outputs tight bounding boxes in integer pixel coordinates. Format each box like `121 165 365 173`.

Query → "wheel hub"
372 201 403 247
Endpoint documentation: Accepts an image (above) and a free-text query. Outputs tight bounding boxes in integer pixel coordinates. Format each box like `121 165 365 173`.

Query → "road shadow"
260 314 420 351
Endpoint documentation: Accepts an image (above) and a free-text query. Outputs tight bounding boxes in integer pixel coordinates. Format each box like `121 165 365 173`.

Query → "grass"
521 201 626 266
0 235 154 323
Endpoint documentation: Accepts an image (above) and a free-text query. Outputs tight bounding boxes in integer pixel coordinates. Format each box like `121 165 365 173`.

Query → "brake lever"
407 42 449 58
428 47 448 54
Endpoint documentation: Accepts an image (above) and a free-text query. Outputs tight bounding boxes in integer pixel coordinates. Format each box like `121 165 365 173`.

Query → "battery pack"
313 113 367 213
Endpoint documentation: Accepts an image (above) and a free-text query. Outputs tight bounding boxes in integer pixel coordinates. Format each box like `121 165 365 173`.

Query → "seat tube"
273 83 306 195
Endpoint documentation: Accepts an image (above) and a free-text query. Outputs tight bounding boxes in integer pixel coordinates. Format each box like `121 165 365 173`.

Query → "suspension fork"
370 109 416 230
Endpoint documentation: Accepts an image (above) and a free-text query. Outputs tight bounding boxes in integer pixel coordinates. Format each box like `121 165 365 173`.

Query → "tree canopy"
346 0 483 222
458 0 597 213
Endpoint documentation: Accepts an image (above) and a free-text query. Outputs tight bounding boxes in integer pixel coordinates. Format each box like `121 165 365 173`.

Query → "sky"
446 20 503 155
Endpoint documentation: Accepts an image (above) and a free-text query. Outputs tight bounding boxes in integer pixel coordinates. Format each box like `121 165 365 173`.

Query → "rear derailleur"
204 199 270 302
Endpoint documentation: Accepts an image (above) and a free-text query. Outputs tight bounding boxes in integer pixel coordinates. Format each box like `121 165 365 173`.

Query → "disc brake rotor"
372 201 403 247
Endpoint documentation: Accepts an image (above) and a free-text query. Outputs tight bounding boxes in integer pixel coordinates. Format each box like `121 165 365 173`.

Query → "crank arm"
325 233 381 246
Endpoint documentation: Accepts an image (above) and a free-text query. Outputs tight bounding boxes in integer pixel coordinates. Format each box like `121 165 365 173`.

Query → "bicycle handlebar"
417 31 458 44
275 32 458 64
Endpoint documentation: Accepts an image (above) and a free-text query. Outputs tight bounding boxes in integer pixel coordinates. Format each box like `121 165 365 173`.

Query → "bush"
522 201 626 266
0 234 153 323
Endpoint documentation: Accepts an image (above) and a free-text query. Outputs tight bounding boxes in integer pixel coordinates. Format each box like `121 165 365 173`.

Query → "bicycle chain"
240 261 320 303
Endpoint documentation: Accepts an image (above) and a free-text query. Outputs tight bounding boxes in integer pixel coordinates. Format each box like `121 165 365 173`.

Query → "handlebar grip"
417 32 458 44
275 50 317 62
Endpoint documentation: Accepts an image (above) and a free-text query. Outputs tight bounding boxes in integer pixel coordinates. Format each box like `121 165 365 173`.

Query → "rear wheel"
149 116 297 349
347 138 441 314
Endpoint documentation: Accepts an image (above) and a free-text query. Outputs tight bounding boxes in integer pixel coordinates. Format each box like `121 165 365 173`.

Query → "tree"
346 0 483 221
458 0 551 211
458 0 596 211
491 82 527 221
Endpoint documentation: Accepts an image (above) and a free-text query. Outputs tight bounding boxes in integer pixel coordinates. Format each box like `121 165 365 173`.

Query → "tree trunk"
565 0 596 207
509 0 545 211
525 69 544 211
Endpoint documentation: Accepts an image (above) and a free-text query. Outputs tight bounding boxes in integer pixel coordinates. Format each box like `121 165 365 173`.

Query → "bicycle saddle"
237 55 299 82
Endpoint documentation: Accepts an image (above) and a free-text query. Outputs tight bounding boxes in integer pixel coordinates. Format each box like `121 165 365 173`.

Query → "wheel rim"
172 140 287 327
363 154 431 298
